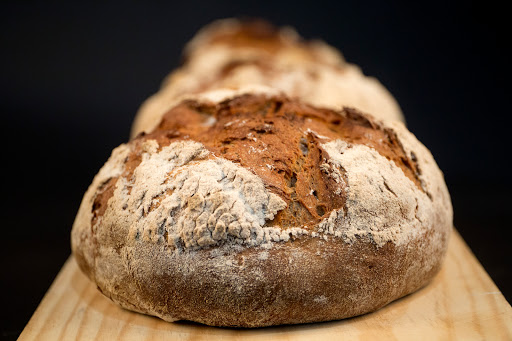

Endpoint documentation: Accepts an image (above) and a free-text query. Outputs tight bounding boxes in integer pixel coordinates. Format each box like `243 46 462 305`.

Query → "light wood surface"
19 230 512 340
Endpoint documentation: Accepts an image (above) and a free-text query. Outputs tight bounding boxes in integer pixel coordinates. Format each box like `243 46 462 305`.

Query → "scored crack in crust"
131 18 403 138
72 87 452 327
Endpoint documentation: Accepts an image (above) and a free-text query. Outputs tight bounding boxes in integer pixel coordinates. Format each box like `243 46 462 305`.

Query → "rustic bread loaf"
72 86 452 327
131 19 403 138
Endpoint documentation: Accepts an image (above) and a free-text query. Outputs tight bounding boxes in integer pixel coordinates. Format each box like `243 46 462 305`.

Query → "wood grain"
19 229 512 340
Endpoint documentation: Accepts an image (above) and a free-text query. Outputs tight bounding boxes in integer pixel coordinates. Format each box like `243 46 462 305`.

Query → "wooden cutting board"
18 229 512 340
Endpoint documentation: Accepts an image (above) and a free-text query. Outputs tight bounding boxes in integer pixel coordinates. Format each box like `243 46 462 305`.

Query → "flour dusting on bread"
71 19 452 327
318 139 432 246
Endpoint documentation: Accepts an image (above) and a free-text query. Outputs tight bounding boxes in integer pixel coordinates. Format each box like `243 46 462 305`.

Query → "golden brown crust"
72 90 452 327
98 230 448 328
100 95 420 230
130 19 403 138
189 19 290 55
183 18 344 66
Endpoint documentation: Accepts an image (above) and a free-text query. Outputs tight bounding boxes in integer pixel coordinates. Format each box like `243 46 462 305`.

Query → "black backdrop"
1 1 510 338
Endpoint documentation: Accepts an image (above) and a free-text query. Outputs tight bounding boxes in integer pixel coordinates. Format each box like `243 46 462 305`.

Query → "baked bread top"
75 85 450 254
183 18 344 67
131 19 403 138
72 87 452 327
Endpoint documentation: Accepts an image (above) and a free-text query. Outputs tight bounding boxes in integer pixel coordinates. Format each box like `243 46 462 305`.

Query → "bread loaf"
131 19 403 138
72 86 452 327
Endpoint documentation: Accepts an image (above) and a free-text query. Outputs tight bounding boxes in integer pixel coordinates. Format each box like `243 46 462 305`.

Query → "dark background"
1 1 510 339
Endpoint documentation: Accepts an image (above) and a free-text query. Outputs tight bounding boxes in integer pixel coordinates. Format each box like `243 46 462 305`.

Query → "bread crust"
72 89 452 327
130 19 403 138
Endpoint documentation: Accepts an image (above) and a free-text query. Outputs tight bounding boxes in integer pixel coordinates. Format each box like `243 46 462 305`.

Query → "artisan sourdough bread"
72 87 452 327
131 19 403 138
